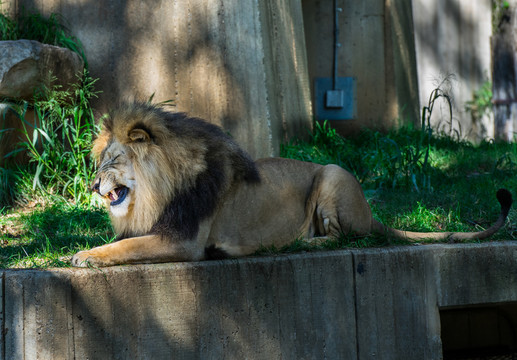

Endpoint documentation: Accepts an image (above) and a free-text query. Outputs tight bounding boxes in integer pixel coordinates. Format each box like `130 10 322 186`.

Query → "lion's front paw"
71 250 105 267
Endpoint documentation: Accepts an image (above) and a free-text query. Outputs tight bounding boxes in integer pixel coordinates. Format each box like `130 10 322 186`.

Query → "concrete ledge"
2 242 517 359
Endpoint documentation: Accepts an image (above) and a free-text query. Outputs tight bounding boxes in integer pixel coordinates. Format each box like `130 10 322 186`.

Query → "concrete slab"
432 242 517 307
3 243 517 359
2 252 358 359
352 246 442 359
4 270 73 360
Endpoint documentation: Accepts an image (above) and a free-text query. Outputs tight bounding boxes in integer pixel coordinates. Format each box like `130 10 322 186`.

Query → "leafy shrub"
10 73 100 205
282 122 437 191
281 120 362 174
0 7 95 205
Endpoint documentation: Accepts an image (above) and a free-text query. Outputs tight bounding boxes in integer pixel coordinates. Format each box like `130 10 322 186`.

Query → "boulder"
0 40 84 100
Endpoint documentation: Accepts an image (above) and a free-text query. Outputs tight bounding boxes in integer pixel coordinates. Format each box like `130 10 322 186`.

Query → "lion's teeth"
110 190 118 201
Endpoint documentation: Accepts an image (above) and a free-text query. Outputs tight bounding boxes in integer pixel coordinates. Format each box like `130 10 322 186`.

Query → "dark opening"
441 303 517 360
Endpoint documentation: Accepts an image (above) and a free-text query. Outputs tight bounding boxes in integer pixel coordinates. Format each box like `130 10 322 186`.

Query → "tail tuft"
496 188 513 217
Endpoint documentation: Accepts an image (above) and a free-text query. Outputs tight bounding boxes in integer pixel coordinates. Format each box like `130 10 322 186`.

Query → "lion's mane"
92 103 260 240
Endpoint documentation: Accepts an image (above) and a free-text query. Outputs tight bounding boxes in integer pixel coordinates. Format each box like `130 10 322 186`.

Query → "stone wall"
4 243 517 359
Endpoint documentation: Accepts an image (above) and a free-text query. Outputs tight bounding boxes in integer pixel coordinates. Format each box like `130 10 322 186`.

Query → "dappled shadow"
4 247 465 358
412 0 492 140
8 0 310 158
1 1 316 358
0 205 112 268
2 267 198 358
2 253 360 358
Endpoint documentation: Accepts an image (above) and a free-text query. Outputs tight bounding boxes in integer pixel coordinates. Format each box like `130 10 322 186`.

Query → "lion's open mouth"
107 186 129 206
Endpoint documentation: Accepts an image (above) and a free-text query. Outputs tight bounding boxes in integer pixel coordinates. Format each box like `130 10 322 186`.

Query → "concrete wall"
302 0 421 135
303 0 493 141
1 0 494 150
3 242 517 359
1 0 312 158
412 0 493 142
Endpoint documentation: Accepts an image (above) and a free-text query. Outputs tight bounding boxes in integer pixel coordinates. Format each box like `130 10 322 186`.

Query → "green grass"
0 203 113 268
0 8 111 268
280 122 517 252
0 75 105 268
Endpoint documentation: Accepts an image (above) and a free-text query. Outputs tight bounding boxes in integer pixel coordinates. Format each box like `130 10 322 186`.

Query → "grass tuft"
5 71 100 206
0 203 113 268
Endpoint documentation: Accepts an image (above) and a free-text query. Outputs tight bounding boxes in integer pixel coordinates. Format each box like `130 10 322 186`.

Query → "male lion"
71 103 513 267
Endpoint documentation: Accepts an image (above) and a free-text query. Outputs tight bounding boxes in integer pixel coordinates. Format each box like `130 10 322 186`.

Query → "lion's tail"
371 188 513 242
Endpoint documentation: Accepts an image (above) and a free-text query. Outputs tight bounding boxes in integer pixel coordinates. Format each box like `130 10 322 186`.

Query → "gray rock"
0 39 84 100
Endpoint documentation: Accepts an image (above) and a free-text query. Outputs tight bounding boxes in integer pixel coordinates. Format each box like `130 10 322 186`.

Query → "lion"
71 102 513 267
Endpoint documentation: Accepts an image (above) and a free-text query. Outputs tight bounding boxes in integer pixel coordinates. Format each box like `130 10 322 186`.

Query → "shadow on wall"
2 0 312 159
6 0 256 149
412 0 492 141
3 256 358 359
3 268 197 359
9 245 480 358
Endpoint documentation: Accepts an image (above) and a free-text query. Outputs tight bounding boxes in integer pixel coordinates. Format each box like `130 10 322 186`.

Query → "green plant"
12 72 100 205
0 7 16 40
0 167 17 205
281 120 362 176
0 7 86 65
282 122 438 191
353 132 418 190
466 80 493 121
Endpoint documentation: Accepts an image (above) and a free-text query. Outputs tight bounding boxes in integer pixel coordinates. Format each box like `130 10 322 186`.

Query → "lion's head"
92 103 259 240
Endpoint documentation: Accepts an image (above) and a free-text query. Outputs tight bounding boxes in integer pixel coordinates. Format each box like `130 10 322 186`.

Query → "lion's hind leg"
304 165 373 239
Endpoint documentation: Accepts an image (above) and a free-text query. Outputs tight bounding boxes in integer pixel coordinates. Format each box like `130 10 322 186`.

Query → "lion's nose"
91 178 100 193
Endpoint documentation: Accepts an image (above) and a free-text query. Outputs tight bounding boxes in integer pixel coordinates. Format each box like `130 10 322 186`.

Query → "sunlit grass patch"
0 203 113 268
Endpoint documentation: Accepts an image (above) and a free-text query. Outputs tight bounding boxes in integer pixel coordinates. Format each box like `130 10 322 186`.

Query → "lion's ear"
128 128 151 143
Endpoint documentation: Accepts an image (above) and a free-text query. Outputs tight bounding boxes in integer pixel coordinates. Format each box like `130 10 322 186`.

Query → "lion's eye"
108 155 121 165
